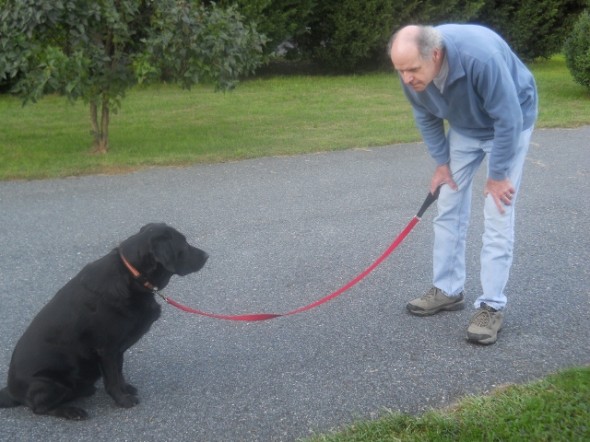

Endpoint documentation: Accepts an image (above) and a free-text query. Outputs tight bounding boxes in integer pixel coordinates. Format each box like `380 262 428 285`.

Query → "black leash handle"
416 186 440 219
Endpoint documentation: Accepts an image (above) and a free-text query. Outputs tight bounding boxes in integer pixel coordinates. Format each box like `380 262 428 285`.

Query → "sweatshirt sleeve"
474 53 524 180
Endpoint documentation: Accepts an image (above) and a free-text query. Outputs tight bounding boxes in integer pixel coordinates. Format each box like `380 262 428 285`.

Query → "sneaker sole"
467 328 502 345
406 300 465 316
467 333 497 345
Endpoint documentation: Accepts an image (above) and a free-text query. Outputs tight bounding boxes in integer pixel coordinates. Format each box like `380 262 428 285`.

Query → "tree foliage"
0 0 265 153
473 0 588 61
293 0 484 70
203 0 314 56
288 0 586 70
564 9 590 90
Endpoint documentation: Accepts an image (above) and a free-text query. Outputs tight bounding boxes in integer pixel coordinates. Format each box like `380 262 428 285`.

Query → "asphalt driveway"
1 126 589 441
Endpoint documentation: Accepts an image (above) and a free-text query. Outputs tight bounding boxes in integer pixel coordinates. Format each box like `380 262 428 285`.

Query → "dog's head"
119 223 208 290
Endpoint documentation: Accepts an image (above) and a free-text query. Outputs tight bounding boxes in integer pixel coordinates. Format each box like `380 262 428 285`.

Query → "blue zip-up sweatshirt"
401 24 538 180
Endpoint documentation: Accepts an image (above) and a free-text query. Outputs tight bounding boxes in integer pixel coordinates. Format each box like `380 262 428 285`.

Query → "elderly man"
389 24 537 345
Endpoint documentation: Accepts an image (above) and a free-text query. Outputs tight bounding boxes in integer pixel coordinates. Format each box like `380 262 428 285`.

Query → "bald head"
389 25 444 92
389 25 421 57
389 25 443 60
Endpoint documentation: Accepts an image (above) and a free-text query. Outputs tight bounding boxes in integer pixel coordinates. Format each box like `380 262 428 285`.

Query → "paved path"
1 127 589 441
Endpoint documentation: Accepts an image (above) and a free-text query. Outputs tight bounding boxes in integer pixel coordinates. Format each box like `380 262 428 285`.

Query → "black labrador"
0 223 208 420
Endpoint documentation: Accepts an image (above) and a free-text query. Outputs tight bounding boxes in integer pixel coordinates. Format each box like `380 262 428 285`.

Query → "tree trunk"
90 97 110 154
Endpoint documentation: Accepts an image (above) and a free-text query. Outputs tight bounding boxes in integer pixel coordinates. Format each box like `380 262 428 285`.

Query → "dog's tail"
0 387 21 408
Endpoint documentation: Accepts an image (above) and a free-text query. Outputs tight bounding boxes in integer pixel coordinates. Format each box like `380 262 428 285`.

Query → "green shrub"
294 0 483 71
474 0 587 61
205 0 314 56
564 10 590 90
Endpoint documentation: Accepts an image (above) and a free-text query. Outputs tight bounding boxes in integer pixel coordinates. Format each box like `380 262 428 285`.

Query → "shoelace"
472 309 492 327
472 304 498 327
421 287 439 301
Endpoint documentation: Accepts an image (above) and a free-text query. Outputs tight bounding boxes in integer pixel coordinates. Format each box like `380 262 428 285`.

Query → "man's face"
390 44 441 92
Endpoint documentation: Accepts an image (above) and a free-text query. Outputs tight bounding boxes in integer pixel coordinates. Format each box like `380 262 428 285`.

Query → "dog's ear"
150 233 179 273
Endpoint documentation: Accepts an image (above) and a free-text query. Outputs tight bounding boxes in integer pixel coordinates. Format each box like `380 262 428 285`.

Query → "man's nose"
401 71 412 84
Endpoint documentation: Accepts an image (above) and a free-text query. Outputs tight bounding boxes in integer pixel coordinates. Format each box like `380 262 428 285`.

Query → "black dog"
0 223 208 420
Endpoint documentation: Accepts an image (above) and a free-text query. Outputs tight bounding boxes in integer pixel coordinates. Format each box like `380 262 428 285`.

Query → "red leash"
159 190 439 321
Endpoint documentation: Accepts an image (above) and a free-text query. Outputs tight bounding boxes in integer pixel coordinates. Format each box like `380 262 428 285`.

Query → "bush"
294 0 483 71
564 10 590 90
290 0 587 70
473 0 587 61
204 0 314 56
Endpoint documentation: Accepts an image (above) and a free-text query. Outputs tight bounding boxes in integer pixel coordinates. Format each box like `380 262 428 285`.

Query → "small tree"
564 10 590 91
0 0 265 153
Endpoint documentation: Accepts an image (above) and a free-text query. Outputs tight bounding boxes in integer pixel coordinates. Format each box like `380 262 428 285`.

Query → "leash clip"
155 290 168 302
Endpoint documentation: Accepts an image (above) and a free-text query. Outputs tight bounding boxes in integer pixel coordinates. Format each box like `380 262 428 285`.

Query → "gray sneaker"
406 287 465 316
467 302 504 345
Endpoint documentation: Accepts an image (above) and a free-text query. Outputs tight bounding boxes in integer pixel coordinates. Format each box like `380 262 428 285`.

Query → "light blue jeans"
432 127 533 310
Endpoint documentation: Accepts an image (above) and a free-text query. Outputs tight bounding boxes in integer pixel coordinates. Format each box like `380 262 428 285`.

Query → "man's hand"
484 178 515 214
431 164 458 194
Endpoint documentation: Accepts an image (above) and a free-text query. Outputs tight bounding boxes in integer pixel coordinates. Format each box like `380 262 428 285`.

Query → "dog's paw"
115 394 140 409
123 383 138 396
48 406 89 420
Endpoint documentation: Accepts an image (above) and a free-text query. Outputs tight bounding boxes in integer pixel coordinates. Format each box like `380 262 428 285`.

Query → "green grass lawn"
308 365 590 442
0 73 413 179
1 56 588 180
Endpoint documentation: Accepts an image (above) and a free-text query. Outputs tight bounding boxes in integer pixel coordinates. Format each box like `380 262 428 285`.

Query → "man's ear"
433 48 442 62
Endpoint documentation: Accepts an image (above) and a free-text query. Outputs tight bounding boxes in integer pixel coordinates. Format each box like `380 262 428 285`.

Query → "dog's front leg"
98 351 139 408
